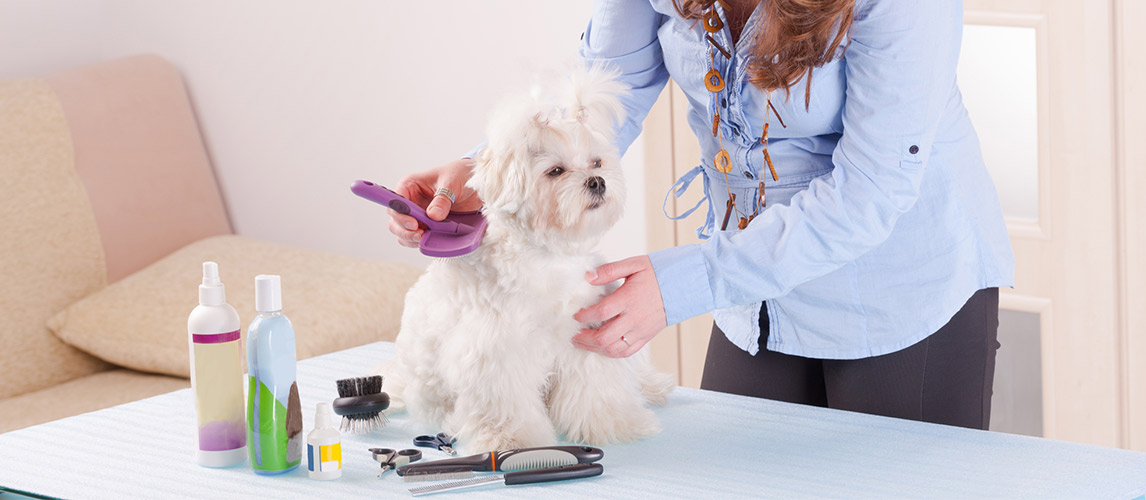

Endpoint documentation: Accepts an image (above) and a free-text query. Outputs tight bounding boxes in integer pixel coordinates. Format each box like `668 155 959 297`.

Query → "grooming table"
1 342 1144 499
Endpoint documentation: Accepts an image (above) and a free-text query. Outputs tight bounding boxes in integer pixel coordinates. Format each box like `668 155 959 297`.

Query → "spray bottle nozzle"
199 262 226 306
202 262 220 286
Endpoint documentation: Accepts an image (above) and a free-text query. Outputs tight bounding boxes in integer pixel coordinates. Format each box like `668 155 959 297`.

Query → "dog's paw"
465 432 555 454
564 405 662 445
640 370 675 407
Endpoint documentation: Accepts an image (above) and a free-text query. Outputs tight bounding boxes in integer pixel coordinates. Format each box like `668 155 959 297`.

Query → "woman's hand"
388 158 484 248
572 256 668 358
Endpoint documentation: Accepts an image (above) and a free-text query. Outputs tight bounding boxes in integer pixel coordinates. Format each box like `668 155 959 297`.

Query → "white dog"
379 67 674 453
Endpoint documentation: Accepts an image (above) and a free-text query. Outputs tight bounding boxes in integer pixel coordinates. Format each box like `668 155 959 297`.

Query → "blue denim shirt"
578 0 1015 359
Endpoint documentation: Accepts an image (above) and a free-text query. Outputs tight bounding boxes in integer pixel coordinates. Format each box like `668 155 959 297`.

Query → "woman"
388 0 1014 430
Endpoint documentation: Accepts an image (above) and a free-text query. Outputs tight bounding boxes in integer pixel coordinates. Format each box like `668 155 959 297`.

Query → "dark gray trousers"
700 288 1000 430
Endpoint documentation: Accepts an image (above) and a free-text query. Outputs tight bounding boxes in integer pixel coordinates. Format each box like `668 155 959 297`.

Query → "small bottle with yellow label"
307 403 342 480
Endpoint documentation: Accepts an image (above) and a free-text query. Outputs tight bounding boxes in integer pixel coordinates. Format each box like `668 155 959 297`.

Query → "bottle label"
248 378 303 471
308 442 342 472
191 330 245 452
192 329 241 344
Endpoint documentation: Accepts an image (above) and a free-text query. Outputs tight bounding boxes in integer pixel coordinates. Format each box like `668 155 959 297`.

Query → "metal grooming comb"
408 463 603 496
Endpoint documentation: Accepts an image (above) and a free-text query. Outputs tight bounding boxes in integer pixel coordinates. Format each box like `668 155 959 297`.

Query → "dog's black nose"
585 176 606 195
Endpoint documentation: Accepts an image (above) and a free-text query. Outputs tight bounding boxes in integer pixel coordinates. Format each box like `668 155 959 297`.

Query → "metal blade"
408 475 506 496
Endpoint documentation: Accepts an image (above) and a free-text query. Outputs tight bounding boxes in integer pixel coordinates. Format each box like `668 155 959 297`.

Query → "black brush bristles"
332 375 390 434
336 376 382 398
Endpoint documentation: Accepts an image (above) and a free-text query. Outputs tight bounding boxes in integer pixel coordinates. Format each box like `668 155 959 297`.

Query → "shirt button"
744 171 754 179
732 128 740 137
909 145 919 154
721 98 727 108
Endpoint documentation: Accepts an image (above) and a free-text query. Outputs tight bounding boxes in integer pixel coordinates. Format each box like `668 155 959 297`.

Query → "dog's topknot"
564 63 628 136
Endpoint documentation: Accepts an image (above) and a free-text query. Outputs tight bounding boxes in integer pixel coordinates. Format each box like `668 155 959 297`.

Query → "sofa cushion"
0 78 113 401
48 235 423 378
45 55 233 284
0 369 189 434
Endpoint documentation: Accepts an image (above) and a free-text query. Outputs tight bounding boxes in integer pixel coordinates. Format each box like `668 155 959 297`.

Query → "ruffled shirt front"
578 0 1015 359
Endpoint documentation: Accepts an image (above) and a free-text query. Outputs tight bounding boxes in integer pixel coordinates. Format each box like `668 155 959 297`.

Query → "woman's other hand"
572 256 668 358
388 158 483 248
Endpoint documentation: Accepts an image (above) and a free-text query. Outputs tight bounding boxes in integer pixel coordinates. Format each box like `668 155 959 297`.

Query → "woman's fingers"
573 316 652 359
425 191 454 221
572 255 667 359
385 158 482 245
571 329 604 354
387 210 423 247
389 209 419 231
585 256 652 285
427 162 482 220
573 293 624 325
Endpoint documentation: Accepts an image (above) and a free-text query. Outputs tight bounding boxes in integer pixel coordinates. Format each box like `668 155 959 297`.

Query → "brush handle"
494 446 604 471
503 463 603 485
351 180 459 233
397 453 490 476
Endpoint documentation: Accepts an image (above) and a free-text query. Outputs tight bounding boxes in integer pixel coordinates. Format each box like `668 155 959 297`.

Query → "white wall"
0 1 104 76
0 0 648 269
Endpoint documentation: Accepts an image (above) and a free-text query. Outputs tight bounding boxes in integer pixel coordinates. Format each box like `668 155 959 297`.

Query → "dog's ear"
473 88 550 215
466 144 530 215
566 64 629 136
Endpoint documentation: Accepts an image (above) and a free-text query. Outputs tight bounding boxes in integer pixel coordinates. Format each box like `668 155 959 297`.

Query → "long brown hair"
674 0 854 109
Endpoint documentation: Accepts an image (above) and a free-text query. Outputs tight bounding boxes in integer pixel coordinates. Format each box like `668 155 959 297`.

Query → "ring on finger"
434 187 456 204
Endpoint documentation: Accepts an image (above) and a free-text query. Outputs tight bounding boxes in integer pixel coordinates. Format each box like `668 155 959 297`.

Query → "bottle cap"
198 262 226 306
315 402 333 430
254 274 282 313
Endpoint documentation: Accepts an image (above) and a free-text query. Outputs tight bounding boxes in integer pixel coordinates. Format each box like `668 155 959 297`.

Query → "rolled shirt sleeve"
650 0 965 326
578 0 671 156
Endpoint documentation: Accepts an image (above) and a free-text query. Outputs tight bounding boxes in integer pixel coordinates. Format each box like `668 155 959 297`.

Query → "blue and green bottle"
246 274 302 474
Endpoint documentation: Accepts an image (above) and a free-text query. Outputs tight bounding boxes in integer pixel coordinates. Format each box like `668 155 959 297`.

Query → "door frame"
641 0 1143 449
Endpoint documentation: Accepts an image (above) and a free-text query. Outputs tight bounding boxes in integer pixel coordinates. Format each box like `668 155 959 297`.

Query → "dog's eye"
547 166 566 177
591 159 602 169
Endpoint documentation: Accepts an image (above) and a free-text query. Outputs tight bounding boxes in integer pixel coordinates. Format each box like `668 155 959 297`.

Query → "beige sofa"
0 55 421 433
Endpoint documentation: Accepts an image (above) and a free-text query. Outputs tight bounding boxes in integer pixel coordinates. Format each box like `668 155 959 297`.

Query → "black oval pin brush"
332 375 390 434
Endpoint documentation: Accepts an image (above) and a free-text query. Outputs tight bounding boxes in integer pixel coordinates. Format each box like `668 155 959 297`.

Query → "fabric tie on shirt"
662 164 714 239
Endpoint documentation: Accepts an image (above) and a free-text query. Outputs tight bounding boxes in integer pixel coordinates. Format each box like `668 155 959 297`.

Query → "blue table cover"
1 341 1144 499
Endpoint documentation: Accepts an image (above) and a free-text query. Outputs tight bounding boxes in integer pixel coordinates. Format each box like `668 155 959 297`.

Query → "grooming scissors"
371 447 423 478
413 432 458 455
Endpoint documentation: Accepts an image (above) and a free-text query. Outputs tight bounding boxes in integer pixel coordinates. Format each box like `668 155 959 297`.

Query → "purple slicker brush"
351 180 487 258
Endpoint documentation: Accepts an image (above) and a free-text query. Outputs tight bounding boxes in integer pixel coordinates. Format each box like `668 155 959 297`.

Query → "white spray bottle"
187 262 247 467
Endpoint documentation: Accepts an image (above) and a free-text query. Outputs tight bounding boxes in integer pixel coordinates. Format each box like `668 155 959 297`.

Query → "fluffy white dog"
379 67 673 453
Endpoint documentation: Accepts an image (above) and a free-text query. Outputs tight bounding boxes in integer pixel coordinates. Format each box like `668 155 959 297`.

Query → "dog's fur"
378 67 674 453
